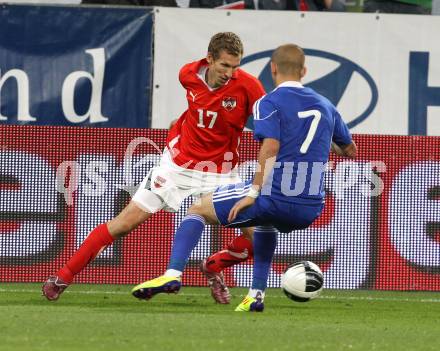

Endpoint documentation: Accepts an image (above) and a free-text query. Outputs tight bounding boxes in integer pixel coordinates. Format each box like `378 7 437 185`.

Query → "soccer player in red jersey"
42 32 264 303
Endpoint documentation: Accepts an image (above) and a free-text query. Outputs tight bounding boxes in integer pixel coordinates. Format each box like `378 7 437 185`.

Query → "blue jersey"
253 81 352 204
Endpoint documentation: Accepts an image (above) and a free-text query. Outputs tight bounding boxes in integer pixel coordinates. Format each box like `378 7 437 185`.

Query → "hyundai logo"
241 49 378 130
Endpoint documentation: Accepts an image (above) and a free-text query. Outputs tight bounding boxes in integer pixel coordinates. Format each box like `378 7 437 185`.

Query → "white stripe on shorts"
212 185 252 202
255 226 276 232
213 183 251 197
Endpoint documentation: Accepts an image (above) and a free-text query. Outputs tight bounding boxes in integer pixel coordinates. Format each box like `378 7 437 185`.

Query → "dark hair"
208 32 243 60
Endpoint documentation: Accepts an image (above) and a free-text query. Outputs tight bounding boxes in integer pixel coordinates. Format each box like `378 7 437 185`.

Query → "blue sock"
167 214 206 272
252 226 278 291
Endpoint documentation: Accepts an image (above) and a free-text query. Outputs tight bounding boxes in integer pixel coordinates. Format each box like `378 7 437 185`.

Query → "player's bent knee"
187 194 219 224
187 202 204 216
187 193 212 216
187 205 214 224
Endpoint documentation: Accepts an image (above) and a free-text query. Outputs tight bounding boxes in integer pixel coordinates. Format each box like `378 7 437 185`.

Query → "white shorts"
132 149 242 213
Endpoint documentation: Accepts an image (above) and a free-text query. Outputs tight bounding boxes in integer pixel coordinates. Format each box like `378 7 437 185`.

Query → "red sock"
57 224 115 284
205 235 253 273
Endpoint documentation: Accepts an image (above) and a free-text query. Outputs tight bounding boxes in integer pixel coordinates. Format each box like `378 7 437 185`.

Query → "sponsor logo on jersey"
222 96 237 111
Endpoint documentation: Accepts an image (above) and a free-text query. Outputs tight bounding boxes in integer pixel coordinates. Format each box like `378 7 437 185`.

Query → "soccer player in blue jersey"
132 43 357 311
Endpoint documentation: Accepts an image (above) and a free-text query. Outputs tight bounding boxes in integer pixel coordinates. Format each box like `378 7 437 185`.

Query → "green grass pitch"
1 283 440 351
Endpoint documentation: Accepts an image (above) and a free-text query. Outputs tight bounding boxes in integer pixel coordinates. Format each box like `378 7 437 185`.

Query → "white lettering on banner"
233 162 374 289
280 162 308 196
83 161 109 197
56 161 81 206
0 149 386 282
62 48 108 124
333 161 385 199
0 48 108 124
390 162 440 267
55 152 161 207
0 152 58 257
0 69 36 121
309 162 328 195
237 160 258 181
120 137 162 196
365 161 386 197
333 161 360 199
0 150 159 261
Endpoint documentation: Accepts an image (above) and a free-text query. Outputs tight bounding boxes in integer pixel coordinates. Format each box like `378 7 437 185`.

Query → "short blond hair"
272 44 305 76
208 32 244 60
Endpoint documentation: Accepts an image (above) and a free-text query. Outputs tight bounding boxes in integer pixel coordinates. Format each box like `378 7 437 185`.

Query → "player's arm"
332 110 357 159
251 138 280 191
331 141 357 158
228 98 280 222
245 78 266 116
228 138 280 222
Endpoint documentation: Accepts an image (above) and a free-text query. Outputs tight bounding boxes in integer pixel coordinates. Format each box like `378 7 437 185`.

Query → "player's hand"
228 196 256 223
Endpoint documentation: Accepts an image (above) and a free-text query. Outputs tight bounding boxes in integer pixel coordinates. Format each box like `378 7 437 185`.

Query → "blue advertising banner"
0 5 153 128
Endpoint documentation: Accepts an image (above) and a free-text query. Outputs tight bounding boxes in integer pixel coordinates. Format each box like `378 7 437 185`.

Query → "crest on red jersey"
222 96 237 111
153 175 167 188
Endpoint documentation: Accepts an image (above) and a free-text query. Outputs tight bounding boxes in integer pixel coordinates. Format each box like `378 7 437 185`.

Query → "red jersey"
167 58 265 173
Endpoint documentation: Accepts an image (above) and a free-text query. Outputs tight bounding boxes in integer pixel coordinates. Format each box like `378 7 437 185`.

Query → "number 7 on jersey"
298 109 321 154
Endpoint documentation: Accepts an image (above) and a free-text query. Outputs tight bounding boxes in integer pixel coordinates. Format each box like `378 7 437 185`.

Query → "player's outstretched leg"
42 202 152 301
201 232 253 304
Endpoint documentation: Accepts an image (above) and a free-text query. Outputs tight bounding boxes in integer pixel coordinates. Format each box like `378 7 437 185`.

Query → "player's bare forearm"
228 138 280 222
331 141 357 159
253 138 280 190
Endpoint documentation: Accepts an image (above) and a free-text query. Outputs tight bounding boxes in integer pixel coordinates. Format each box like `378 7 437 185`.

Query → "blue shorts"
212 180 324 233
